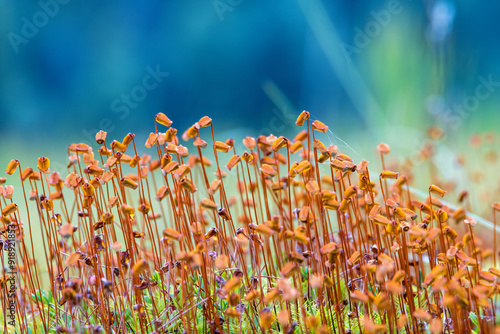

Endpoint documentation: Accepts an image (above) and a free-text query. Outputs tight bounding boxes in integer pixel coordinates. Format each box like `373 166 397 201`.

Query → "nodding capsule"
155 112 173 127
295 110 310 126
380 170 399 179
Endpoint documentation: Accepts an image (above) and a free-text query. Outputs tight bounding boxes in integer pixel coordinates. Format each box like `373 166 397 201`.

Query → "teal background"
0 0 499 185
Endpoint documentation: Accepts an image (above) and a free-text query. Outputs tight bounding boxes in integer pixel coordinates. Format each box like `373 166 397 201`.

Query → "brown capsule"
65 252 82 266
179 178 197 193
369 204 380 218
37 157 50 172
294 160 311 174
362 317 386 334
339 198 350 212
330 159 348 172
226 155 241 171
163 228 182 241
59 224 75 238
120 204 135 215
260 164 277 177
293 232 309 243
312 120 328 133
174 164 191 179
377 143 391 154
259 308 274 330
197 115 212 128
350 290 369 303
242 136 256 150
215 141 231 153
309 274 324 289
245 289 260 302
166 143 178 154
122 133 135 146
488 267 500 279
162 161 179 175
205 227 218 240
201 198 218 210
145 132 158 148
289 141 304 154
2 203 17 216
93 220 105 230
443 226 457 239
6 159 19 175
42 199 54 210
373 214 390 226
223 276 241 293
380 170 399 179
453 207 466 221
429 318 443 334
321 190 336 201
296 110 310 126
272 136 288 152
455 190 468 203
85 165 104 177
313 139 327 153
132 259 149 276
294 130 308 142
394 207 406 220
209 179 222 195
186 125 199 139
250 223 273 237
155 186 170 201
241 151 254 164
323 198 340 210
305 316 319 330
121 178 138 190
214 255 229 270
104 155 117 168
478 270 495 283
464 216 477 226
82 183 95 197
317 151 331 163
412 309 432 323
95 130 107 144
429 185 446 197
343 186 358 199
446 246 458 260
422 265 446 287
148 160 161 172
280 262 298 278
347 251 361 266
132 231 144 238
320 242 339 255
356 160 369 175
75 143 92 153
155 112 173 127
402 208 418 220
436 209 448 222
192 137 207 149
225 307 241 319
305 181 320 195
110 140 127 153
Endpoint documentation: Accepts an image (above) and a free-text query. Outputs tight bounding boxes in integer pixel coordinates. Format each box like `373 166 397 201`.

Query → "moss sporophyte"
1 111 500 333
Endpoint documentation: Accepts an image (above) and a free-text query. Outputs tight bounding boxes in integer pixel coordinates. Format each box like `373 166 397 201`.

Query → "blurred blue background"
1 0 500 167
